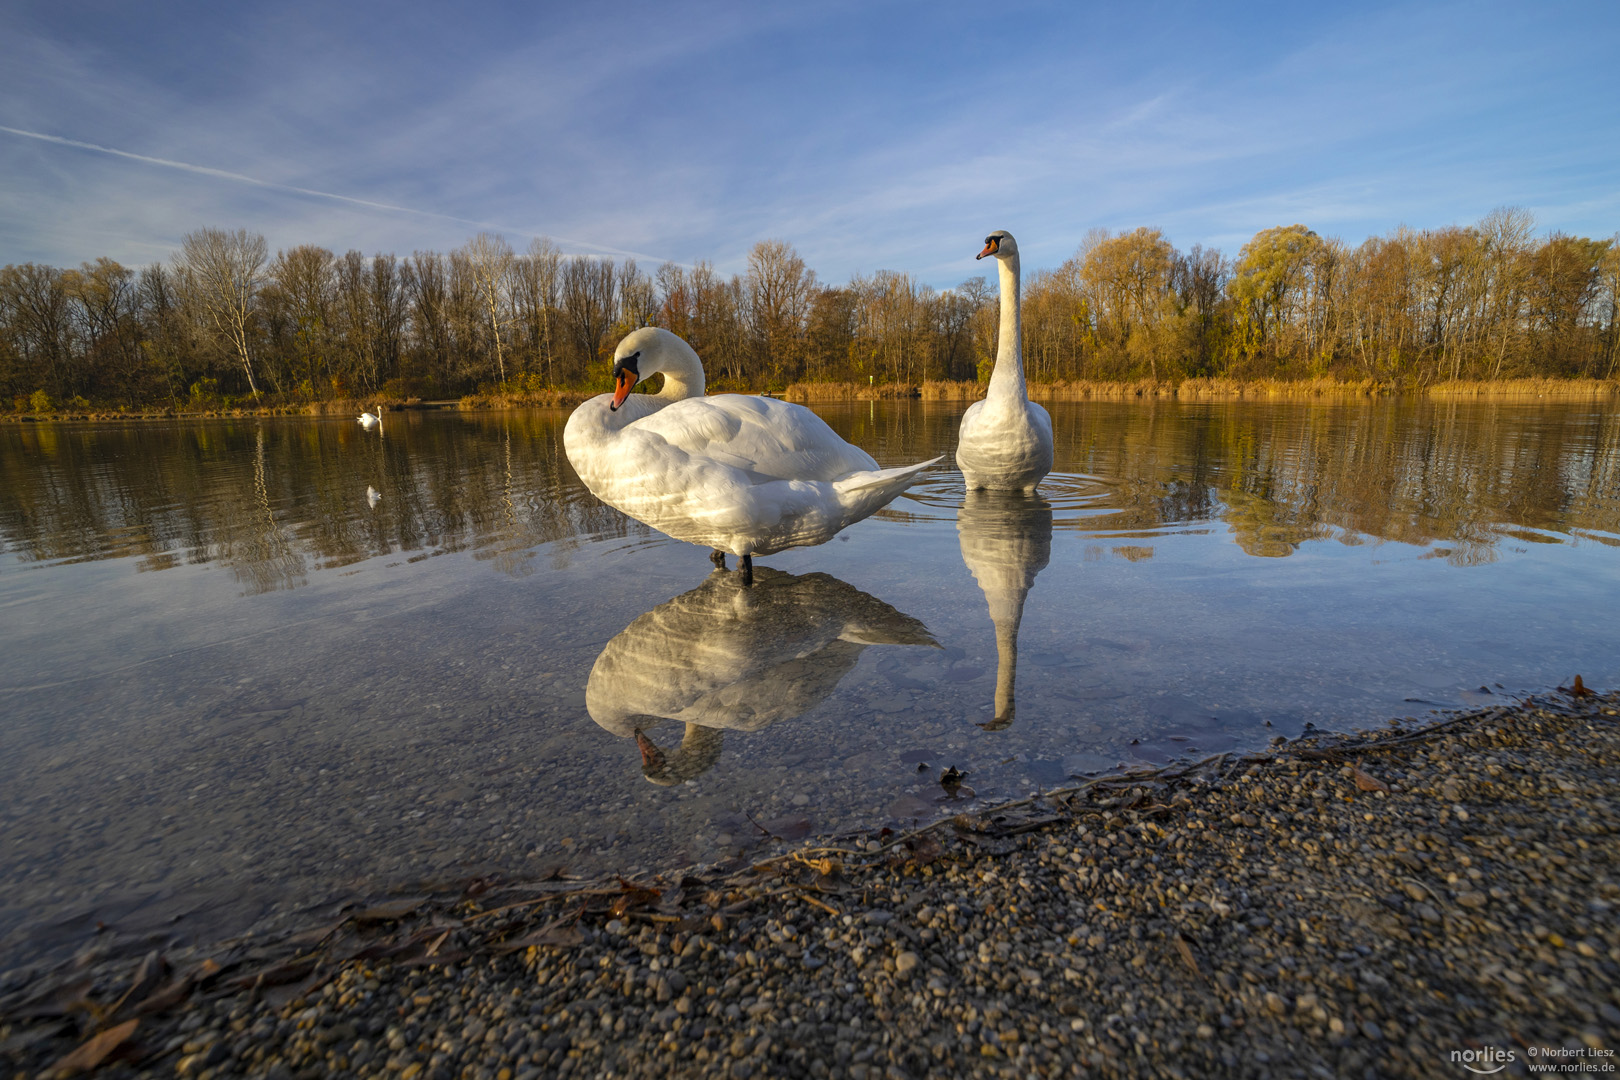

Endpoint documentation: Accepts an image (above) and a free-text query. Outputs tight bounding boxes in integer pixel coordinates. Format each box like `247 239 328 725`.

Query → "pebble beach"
4 687 1616 1080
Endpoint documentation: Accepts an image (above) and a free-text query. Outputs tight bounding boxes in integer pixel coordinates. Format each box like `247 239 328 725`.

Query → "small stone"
1264 992 1288 1015
1455 891 1488 909
1195 1024 1214 1039
895 952 919 975
791 794 810 806
1361 1021 1382 1041
1415 903 1442 924
1576 940 1600 958
1329 1018 1346 1036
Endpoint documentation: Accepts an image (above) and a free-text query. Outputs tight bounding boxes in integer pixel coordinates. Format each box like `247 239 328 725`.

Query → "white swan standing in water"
564 327 940 581
956 231 1053 492
366 485 382 507
357 407 382 430
958 489 1052 730
586 567 936 783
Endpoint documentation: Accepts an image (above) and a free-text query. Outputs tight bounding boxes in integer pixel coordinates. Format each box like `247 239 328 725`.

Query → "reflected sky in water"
1 401 1617 975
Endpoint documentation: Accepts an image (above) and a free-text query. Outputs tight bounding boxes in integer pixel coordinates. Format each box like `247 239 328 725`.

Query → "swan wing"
629 395 878 482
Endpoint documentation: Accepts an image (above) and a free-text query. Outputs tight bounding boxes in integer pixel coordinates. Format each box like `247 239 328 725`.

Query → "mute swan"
958 489 1052 729
564 327 941 580
586 566 936 783
357 407 381 430
366 485 382 507
957 231 1053 492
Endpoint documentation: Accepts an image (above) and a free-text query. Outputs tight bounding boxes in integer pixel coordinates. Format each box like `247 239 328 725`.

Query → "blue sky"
2 0 1617 286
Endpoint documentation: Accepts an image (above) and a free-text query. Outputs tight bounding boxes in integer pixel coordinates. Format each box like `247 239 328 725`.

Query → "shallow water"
2 400 1617 974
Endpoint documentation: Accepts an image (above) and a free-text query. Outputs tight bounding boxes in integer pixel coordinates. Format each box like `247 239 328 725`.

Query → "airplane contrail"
0 124 677 264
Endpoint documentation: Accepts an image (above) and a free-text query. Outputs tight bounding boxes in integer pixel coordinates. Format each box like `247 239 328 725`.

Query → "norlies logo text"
1453 1046 1517 1074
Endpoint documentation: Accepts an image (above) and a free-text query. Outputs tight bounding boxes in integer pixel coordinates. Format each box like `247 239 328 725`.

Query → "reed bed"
457 388 595 410
1424 378 1618 399
781 381 920 402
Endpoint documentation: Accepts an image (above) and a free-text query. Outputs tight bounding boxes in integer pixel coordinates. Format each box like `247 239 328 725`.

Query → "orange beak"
611 368 636 410
634 729 665 773
976 238 1000 260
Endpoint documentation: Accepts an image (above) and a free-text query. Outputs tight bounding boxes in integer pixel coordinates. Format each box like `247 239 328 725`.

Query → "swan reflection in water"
957 489 1053 730
586 568 937 783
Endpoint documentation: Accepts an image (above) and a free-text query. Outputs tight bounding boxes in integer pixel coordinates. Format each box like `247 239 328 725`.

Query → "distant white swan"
957 231 1053 492
586 567 936 783
357 407 382 430
564 327 940 579
366 485 382 507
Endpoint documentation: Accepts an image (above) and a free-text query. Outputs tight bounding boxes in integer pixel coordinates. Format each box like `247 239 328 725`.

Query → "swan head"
633 724 723 785
976 230 1019 262
610 326 706 410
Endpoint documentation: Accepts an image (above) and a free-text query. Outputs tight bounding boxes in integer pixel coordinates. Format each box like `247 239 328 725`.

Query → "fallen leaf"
1353 767 1390 793
50 1018 138 1073
353 898 425 923
497 917 585 953
758 816 813 841
608 879 662 919
1173 935 1201 976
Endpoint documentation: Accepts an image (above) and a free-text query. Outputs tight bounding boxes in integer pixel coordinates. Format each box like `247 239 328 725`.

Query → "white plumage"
957 230 1054 492
585 567 936 783
564 327 939 559
957 489 1052 729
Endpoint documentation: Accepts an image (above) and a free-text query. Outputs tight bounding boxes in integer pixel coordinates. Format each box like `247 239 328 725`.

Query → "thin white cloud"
0 124 679 264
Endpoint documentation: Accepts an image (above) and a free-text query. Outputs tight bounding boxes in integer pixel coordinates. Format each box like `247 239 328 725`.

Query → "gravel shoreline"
5 688 1617 1079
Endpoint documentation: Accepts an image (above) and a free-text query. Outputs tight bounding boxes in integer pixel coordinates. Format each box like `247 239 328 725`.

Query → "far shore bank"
4 377 1616 424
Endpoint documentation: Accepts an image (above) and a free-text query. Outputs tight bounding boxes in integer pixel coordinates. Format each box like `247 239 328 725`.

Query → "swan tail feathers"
833 456 943 495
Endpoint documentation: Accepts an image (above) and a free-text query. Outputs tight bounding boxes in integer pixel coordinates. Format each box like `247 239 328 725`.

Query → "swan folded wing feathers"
633 395 877 483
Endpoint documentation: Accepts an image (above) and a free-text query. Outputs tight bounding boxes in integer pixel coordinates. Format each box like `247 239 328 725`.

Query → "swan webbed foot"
976 711 1014 732
709 549 728 569
740 553 753 586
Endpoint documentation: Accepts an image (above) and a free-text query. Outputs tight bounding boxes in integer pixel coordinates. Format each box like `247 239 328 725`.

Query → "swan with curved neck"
586 566 937 784
565 327 940 577
956 230 1053 492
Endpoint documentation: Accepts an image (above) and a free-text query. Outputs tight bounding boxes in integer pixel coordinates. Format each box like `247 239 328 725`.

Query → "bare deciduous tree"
178 227 268 399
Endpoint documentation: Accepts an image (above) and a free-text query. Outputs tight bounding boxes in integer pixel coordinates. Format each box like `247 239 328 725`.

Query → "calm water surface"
2 400 1617 974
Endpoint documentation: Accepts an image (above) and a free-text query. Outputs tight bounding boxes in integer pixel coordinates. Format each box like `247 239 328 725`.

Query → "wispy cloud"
0 124 678 264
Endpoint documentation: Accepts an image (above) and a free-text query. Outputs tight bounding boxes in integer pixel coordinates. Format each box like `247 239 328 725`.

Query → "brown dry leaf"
497 918 585 953
1173 934 1201 976
907 835 945 867
608 879 662 919
1353 767 1390 793
50 1018 139 1074
759 816 814 841
230 960 313 991
132 978 194 1017
353 898 425 924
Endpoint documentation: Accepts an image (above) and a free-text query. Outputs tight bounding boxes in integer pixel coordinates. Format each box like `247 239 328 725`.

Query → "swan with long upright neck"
957 231 1053 492
565 327 940 576
958 489 1052 730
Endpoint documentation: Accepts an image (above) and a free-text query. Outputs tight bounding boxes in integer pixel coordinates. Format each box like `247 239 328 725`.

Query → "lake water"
2 400 1617 976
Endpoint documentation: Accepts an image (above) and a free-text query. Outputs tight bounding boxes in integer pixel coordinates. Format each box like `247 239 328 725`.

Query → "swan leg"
709 548 727 568
740 553 753 586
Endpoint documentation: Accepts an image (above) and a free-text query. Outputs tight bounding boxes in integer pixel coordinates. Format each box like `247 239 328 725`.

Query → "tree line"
2 209 1616 410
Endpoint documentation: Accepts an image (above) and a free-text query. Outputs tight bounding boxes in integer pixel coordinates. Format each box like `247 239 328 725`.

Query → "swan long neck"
989 254 1026 403
652 347 706 401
